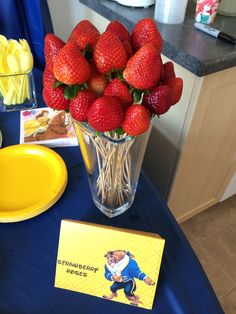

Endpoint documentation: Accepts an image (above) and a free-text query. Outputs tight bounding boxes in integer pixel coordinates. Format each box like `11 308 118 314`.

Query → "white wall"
220 171 236 201
47 0 109 40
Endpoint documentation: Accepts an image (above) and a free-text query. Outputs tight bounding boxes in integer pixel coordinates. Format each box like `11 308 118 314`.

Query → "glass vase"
0 71 37 112
72 120 152 218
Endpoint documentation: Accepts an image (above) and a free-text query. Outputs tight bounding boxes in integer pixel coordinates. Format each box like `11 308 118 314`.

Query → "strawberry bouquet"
42 18 183 217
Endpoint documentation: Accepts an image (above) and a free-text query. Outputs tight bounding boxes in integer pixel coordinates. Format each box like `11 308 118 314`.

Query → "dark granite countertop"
79 0 236 76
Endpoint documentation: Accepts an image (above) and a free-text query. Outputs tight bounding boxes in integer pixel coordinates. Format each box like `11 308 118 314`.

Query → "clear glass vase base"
0 101 37 112
93 194 135 218
72 120 152 218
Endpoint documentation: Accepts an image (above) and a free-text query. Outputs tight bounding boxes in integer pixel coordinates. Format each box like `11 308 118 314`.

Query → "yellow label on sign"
55 220 165 310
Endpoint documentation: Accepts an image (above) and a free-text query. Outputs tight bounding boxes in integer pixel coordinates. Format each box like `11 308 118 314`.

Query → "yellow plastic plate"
0 144 68 222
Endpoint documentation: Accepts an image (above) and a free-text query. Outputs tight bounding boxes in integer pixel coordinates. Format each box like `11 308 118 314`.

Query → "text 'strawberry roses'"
93 31 127 75
103 78 133 109
44 34 65 72
142 85 171 115
43 85 70 111
87 96 124 132
122 105 150 136
131 18 162 53
53 41 90 85
123 43 162 90
69 90 97 122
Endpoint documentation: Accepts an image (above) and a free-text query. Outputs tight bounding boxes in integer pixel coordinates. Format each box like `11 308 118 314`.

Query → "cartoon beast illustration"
103 250 155 306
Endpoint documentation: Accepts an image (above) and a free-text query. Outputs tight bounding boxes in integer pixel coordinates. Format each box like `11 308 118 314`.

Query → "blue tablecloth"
0 70 223 314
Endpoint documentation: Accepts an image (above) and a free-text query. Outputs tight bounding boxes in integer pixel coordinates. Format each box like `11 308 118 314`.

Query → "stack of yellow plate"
0 144 67 222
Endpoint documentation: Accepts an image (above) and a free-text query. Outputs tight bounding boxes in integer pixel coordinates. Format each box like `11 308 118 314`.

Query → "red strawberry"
105 21 133 59
43 85 70 110
87 96 123 132
53 41 90 85
87 73 107 96
93 31 127 75
69 20 99 39
122 40 133 59
106 20 131 42
44 34 65 72
163 77 183 105
123 43 162 90
122 105 150 136
43 66 56 88
68 20 100 51
69 90 97 122
103 78 132 109
75 20 98 32
161 61 176 81
142 85 171 115
89 63 99 75
131 18 162 53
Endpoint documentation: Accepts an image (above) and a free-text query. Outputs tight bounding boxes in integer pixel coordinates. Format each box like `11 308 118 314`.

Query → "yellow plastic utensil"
0 35 33 105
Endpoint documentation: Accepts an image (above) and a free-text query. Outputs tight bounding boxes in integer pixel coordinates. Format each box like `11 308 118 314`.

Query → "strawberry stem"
133 89 143 103
115 127 125 135
143 89 150 95
83 44 93 62
129 88 150 104
107 69 124 81
64 83 87 99
53 80 65 88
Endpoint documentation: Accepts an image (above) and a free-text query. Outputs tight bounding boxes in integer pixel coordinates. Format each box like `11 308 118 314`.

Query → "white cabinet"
143 56 200 200
47 0 109 40
167 66 236 222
